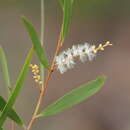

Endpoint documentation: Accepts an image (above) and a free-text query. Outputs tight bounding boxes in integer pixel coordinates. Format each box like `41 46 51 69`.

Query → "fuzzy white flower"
55 41 112 74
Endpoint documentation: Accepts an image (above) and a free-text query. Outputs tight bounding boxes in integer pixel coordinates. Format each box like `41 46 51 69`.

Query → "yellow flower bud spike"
93 41 112 53
30 64 43 86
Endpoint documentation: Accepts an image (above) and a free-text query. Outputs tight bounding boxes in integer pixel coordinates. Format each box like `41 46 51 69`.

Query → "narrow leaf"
59 0 74 10
59 0 64 9
59 0 74 41
22 16 49 69
39 77 106 117
0 96 23 126
0 48 33 127
0 46 11 94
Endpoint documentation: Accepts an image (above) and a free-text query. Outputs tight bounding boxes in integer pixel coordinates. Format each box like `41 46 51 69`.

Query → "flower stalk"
55 41 112 73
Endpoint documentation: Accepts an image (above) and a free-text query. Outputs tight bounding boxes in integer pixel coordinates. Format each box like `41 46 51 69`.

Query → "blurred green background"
0 0 130 130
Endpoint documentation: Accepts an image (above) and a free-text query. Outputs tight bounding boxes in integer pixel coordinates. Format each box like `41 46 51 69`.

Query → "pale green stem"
40 0 45 88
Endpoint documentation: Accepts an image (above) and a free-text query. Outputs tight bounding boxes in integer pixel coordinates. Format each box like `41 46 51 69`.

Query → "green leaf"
59 0 65 9
0 48 33 127
22 16 49 69
0 46 11 94
39 77 106 117
0 96 24 126
59 0 74 41
59 0 74 10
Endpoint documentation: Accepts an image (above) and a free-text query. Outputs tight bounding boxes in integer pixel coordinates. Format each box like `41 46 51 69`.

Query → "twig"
26 0 64 129
27 33 63 130
11 121 15 130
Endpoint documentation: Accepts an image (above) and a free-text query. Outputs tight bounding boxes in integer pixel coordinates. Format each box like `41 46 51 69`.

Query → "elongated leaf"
59 0 74 41
59 0 65 9
59 0 74 10
39 77 106 117
0 46 11 94
0 48 33 127
0 47 23 126
0 96 23 126
22 17 49 69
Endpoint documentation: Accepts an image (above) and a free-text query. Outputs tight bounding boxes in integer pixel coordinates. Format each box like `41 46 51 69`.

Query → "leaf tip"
96 76 107 87
21 15 26 20
21 16 30 27
97 75 107 80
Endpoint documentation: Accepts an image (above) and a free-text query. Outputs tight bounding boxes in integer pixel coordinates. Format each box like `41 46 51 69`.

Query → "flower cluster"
55 41 112 74
30 64 42 85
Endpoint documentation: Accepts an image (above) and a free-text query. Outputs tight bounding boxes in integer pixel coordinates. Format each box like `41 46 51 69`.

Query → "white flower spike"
55 41 112 74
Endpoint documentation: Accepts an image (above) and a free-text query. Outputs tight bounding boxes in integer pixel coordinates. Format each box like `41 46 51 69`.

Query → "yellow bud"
39 81 43 85
100 47 104 51
29 64 33 67
37 75 41 80
31 65 38 69
99 44 102 48
93 49 97 53
35 70 39 73
92 45 96 50
106 41 110 44
33 76 37 79
35 79 39 82
33 72 37 75
32 69 36 72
